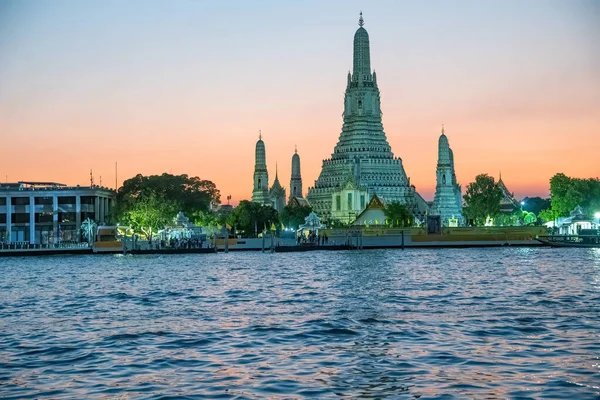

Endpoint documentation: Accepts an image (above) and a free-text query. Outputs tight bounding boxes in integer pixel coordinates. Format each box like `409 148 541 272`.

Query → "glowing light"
595 212 600 219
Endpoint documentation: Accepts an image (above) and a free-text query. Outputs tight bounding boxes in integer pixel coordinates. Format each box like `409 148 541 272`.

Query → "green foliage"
550 173 582 217
280 204 312 230
384 201 412 227
115 173 220 220
521 197 551 216
462 174 503 226
549 174 600 218
114 173 220 236
494 210 522 226
125 194 178 240
80 218 97 242
228 201 279 237
523 211 537 225
538 208 558 223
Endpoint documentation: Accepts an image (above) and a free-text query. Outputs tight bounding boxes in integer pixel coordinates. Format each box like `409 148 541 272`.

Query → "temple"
289 146 304 202
498 173 519 214
251 132 270 206
431 126 463 226
306 13 428 222
269 163 286 213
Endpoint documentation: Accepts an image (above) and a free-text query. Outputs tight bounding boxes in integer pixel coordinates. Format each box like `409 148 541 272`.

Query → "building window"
336 195 341 211
442 174 446 184
58 196 76 205
81 196 95 205
0 214 6 224
59 212 76 223
11 213 29 223
35 212 53 223
81 212 95 222
35 197 53 205
0 197 6 206
348 193 353 210
11 197 29 206
360 194 365 209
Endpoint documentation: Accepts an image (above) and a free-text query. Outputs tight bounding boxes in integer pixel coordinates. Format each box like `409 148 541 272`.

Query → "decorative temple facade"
431 126 463 226
498 174 519 214
251 133 270 206
306 13 428 222
289 146 303 201
269 164 286 213
329 176 369 224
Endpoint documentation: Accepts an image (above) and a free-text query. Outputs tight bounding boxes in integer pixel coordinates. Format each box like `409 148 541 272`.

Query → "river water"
0 248 599 399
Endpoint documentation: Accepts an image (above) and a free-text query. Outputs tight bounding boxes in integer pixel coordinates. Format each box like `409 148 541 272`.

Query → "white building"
0 181 116 245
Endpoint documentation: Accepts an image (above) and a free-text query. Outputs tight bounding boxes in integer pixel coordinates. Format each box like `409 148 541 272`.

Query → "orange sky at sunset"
1 1 599 204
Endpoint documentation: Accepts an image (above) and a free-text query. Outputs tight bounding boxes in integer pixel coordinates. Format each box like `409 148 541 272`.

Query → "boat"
93 226 125 253
536 231 600 248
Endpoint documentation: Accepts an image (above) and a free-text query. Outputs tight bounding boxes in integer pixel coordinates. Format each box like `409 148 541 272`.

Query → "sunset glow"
1 1 598 203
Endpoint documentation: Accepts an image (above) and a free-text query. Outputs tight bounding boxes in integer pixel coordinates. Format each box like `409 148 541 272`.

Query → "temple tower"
289 146 303 200
252 131 270 205
306 13 428 221
270 163 286 213
431 125 463 226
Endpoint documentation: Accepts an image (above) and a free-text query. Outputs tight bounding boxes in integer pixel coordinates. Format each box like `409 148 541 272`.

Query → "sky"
0 0 599 203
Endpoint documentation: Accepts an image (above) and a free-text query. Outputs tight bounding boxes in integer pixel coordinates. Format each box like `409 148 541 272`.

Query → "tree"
462 174 503 226
521 197 551 216
550 173 582 217
384 201 412 227
494 209 522 226
538 208 558 224
114 173 221 225
280 204 312 230
124 195 178 241
228 201 279 237
548 174 600 218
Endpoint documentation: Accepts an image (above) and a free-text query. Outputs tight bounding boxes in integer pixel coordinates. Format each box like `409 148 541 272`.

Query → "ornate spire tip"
295 145 297 154
259 129 262 140
441 124 445 134
358 11 364 27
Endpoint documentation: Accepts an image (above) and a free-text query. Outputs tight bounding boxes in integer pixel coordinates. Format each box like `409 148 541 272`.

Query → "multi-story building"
0 182 116 245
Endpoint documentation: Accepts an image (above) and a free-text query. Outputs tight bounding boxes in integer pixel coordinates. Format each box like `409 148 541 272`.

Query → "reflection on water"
1 248 599 398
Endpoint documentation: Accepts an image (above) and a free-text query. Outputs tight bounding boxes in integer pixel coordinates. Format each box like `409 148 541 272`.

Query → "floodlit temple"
252 133 301 213
306 13 428 222
251 132 271 206
431 126 463 226
269 164 286 213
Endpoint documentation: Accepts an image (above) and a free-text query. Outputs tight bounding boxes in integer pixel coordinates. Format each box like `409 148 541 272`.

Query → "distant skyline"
1 0 599 203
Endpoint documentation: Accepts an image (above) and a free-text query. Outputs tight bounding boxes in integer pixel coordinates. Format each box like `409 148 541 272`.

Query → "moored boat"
93 226 124 253
536 232 600 248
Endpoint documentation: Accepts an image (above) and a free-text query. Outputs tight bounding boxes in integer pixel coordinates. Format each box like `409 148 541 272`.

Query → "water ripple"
0 248 599 398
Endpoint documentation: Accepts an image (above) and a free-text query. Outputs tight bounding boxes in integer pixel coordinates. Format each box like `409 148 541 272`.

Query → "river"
1 248 599 398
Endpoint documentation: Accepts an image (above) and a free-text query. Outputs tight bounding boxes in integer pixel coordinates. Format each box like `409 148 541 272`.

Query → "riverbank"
0 226 549 256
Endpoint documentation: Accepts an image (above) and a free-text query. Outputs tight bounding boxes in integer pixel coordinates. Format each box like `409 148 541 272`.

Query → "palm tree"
80 218 97 245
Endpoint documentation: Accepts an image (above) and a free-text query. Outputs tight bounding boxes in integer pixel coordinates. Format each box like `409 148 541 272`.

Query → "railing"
0 242 90 251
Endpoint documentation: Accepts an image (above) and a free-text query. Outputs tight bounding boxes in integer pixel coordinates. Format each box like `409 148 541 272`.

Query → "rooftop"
0 181 116 193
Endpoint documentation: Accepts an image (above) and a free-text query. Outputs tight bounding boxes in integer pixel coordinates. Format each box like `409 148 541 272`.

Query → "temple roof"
255 133 266 167
291 147 301 177
270 164 285 196
288 196 310 208
353 12 371 79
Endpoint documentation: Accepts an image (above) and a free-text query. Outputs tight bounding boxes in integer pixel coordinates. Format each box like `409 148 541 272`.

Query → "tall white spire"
353 12 371 80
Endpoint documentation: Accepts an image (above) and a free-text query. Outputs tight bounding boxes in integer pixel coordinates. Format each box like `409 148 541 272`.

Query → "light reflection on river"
0 248 599 398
